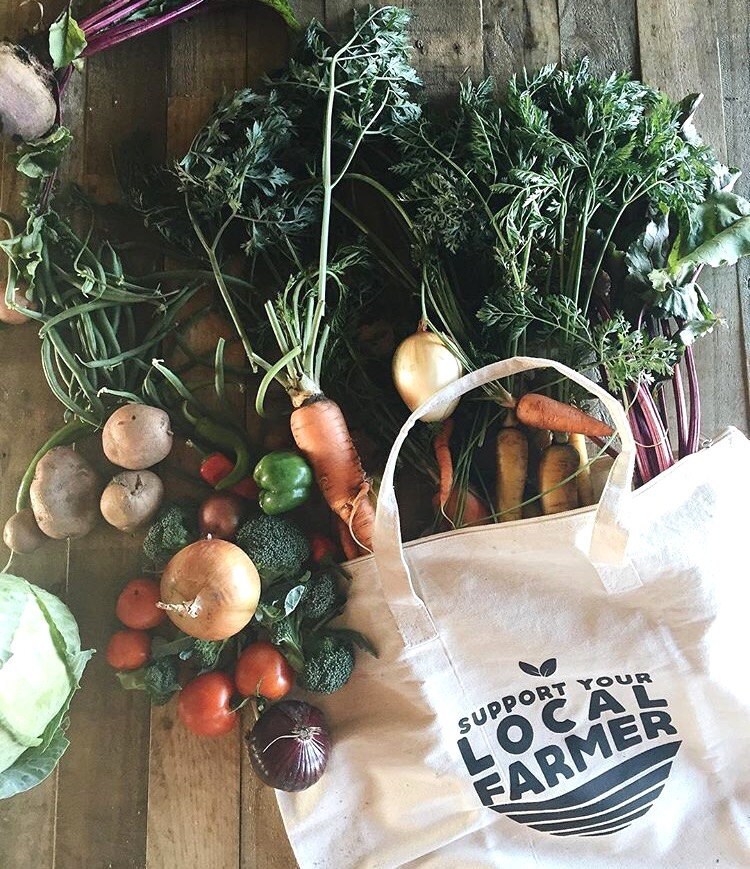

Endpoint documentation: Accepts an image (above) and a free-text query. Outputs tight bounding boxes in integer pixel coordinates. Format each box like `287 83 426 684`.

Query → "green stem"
316 57 338 308
581 181 660 313
184 196 275 379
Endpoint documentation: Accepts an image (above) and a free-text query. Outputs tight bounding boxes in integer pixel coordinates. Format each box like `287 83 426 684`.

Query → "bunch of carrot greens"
128 6 423 551
373 59 750 519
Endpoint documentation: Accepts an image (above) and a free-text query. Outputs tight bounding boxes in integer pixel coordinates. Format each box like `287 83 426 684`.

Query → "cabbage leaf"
0 575 93 800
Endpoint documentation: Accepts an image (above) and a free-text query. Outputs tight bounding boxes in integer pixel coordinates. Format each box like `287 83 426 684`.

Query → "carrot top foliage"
130 7 422 411
386 59 750 479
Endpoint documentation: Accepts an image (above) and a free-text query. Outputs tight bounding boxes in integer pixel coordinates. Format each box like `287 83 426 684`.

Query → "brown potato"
102 404 173 470
0 288 37 325
30 447 101 539
168 310 246 371
3 508 49 554
100 471 164 533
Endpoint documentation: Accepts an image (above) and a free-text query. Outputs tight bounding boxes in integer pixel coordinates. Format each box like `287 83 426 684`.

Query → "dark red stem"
632 381 675 477
655 383 670 439
81 0 154 37
671 361 689 458
79 0 141 31
82 0 209 56
684 344 701 454
627 403 656 483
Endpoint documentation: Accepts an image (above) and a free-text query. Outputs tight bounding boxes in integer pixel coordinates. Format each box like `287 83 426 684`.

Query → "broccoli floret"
269 615 305 671
300 572 343 622
117 657 181 705
144 658 181 705
298 634 354 694
192 639 225 671
235 514 310 583
143 501 198 565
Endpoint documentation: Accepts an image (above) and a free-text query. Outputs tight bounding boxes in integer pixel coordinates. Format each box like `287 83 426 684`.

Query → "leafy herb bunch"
134 6 422 410
391 60 750 480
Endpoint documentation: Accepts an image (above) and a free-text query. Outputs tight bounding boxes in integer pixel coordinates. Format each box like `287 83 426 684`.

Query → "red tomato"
116 578 165 629
310 533 337 564
178 672 237 737
235 641 295 700
106 630 151 670
229 477 259 500
199 452 234 486
199 453 258 500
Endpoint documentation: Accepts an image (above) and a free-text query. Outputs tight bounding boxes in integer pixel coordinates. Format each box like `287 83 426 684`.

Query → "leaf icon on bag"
518 661 541 676
539 658 557 677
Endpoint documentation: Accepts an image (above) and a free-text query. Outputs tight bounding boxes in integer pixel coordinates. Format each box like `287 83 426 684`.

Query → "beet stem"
684 344 702 454
671 359 689 458
82 0 209 56
79 0 142 31
634 381 674 475
628 400 657 483
82 0 154 37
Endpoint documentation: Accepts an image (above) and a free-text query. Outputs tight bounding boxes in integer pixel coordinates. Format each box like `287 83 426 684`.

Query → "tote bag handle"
372 357 638 646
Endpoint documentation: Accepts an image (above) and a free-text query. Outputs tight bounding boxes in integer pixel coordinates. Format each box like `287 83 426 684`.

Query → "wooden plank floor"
1 2 748 867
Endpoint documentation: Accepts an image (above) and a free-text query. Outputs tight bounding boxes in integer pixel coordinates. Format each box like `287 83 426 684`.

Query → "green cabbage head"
0 574 93 799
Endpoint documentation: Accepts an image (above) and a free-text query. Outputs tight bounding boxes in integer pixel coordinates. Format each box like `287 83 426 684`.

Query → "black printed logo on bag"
456 660 681 838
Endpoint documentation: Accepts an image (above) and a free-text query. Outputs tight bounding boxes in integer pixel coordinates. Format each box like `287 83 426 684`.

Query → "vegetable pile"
107 498 373 790
2 4 750 798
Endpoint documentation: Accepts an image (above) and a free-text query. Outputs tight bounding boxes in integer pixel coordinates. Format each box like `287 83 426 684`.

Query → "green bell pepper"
253 451 313 515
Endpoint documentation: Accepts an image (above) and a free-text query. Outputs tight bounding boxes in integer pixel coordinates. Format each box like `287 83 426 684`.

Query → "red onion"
246 700 330 791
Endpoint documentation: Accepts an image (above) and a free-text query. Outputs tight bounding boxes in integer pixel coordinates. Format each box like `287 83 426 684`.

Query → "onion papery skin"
159 539 260 640
392 330 463 422
246 700 330 792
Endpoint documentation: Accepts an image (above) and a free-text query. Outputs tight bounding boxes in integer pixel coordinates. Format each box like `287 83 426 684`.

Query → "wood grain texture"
558 0 640 73
147 705 242 869
0 4 78 868
715 0 750 416
143 13 249 869
637 0 750 434
325 0 484 100
482 0 560 82
52 24 168 869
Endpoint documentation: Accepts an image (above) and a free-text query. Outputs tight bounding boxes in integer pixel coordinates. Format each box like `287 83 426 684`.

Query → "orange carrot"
290 396 375 552
431 418 489 527
496 412 528 522
434 488 490 528
433 418 455 511
568 432 595 507
336 516 361 562
538 439 580 516
515 393 613 438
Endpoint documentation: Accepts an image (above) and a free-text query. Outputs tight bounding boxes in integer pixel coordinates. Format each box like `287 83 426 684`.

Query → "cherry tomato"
116 578 165 629
229 477 259 500
310 533 337 564
199 453 258 500
106 629 151 670
178 672 237 737
235 641 295 700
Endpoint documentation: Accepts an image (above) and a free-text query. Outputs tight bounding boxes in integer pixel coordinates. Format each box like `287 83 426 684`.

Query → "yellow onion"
159 539 260 640
392 328 463 422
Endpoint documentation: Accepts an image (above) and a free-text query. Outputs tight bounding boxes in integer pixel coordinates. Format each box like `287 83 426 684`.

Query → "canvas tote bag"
276 357 750 868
